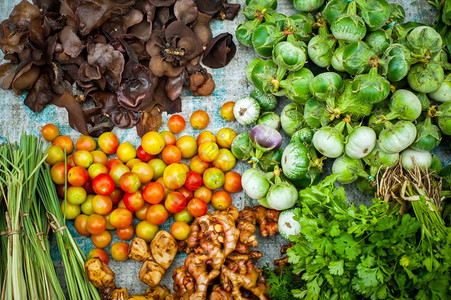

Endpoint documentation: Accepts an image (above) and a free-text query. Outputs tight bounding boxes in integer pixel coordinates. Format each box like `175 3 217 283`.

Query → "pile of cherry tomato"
41 108 241 263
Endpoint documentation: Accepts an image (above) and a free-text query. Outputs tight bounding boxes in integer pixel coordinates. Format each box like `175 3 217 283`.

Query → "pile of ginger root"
85 205 279 300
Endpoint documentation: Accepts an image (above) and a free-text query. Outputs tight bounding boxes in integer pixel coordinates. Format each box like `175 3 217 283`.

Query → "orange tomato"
211 190 232 211
116 225 134 241
224 171 242 193
189 155 210 175
190 110 209 130
41 123 59 142
193 186 212 204
92 195 113 215
171 221 191 240
198 142 219 162
45 145 65 165
168 115 186 133
91 150 108 165
161 145 182 165
98 132 119 155
91 230 112 248
111 241 129 261
125 158 141 170
75 135 96 151
163 163 187 190
73 150 94 169
74 214 90 236
131 162 154 184
196 130 216 146
68 166 89 187
135 202 150 221
52 135 74 154
160 130 176 145
87 248 109 264
216 128 237 149
50 162 70 185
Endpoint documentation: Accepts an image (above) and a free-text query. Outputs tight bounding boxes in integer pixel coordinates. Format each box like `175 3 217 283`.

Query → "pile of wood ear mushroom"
85 205 279 299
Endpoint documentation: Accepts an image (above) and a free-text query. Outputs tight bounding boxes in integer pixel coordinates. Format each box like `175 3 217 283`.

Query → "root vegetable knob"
85 257 115 289
128 237 150 262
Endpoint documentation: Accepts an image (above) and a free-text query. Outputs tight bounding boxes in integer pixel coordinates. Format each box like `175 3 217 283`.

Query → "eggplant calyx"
428 105 438 118
254 8 267 20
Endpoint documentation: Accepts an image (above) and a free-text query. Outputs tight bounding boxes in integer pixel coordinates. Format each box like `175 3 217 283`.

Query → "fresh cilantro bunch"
276 174 451 299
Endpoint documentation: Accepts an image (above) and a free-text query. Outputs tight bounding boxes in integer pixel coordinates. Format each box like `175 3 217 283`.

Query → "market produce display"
0 0 450 299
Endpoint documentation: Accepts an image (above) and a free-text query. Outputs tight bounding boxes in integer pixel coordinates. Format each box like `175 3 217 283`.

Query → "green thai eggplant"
330 1 367 42
411 117 442 151
312 120 347 158
279 67 314 104
334 80 373 119
231 132 254 161
322 0 347 24
272 39 306 71
264 12 288 30
388 3 405 24
355 0 390 31
246 58 263 82
283 13 315 42
250 59 285 94
342 41 375 75
378 120 417 154
363 144 399 176
243 0 277 20
236 19 262 47
429 74 451 102
352 65 391 104
307 26 336 68
250 89 278 111
331 41 347 72
291 127 314 145
364 29 392 55
280 103 304 136
380 43 413 82
384 89 422 121
257 112 281 130
292 0 325 12
309 72 344 106
436 101 451 135
252 22 285 57
332 155 371 184
407 25 443 59
304 98 330 128
407 62 444 94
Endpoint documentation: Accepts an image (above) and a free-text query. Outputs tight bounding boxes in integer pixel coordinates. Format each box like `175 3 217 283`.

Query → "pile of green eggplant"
231 0 451 211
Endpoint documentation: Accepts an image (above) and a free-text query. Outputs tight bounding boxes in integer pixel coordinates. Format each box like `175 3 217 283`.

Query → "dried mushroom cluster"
85 206 280 299
0 0 239 136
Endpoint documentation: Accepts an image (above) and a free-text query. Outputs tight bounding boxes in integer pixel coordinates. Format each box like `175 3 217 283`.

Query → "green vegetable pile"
232 0 451 211
266 172 450 299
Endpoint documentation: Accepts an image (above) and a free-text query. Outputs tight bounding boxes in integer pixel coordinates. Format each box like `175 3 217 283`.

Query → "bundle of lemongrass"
0 134 99 300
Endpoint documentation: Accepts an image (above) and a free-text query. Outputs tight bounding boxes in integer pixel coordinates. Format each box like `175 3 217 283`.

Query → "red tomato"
177 186 194 202
142 182 165 204
86 214 106 235
111 241 129 261
136 145 155 162
211 190 232 211
87 248 109 264
187 198 208 217
82 180 94 195
224 171 242 193
92 173 115 196
116 225 134 241
161 145 182 165
146 204 169 225
74 214 90 236
164 191 187 213
190 110 209 130
109 208 133 228
98 132 119 155
171 221 191 240
41 123 59 142
106 158 123 171
168 115 186 133
119 172 141 193
123 190 145 212
184 171 203 191
68 166 89 187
